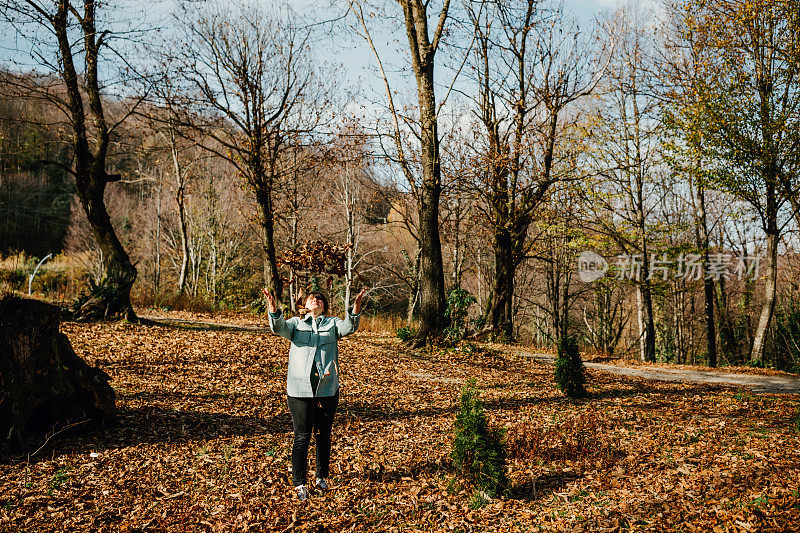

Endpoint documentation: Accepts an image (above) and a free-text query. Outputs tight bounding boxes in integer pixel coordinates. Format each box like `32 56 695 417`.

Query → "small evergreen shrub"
554 335 587 398
469 490 491 509
450 379 508 498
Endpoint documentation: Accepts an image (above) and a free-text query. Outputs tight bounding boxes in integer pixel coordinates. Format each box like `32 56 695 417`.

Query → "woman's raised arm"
263 288 294 340
336 287 367 338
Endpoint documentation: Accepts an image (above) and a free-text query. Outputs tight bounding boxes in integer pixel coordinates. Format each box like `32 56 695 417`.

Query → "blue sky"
0 0 639 77
0 0 658 120
0 0 659 186
279 0 643 119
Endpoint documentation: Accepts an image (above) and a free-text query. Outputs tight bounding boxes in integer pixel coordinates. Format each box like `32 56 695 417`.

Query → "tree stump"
0 295 116 453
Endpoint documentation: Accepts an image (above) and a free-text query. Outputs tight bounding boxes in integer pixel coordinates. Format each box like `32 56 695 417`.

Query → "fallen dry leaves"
1 314 799 532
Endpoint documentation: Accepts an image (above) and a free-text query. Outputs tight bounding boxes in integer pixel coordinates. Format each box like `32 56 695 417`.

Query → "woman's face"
305 294 325 313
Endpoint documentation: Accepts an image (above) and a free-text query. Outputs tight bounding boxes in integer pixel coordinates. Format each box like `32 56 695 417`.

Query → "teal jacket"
269 309 360 397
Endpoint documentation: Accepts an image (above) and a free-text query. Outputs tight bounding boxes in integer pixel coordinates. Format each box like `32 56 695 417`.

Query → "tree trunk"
550 266 561 344
751 228 778 364
750 172 779 364
702 279 717 366
345 245 353 312
258 190 283 301
642 281 656 362
401 0 449 347
636 280 656 363
637 248 656 362
715 274 737 363
407 288 419 324
476 242 484 311
450 197 466 289
406 249 420 324
688 284 696 365
416 174 446 343
560 266 570 339
72 182 138 321
0 296 116 453
155 187 161 300
696 181 717 367
210 233 218 306
490 230 515 341
344 175 357 311
290 215 299 312
53 0 137 322
171 136 190 294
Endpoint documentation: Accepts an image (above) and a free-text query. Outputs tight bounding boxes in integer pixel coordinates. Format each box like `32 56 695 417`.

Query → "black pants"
287 390 339 487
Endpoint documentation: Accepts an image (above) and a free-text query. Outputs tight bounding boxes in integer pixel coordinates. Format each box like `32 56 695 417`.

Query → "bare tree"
162 118 194 295
584 8 662 362
0 0 142 320
163 0 331 302
465 0 606 340
326 125 375 310
348 0 451 345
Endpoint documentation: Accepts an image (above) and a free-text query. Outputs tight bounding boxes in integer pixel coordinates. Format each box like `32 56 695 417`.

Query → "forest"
2 0 799 369
1 0 800 368
0 1 799 531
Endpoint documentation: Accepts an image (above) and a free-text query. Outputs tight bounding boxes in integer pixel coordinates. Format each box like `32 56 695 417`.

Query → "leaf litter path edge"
514 351 800 395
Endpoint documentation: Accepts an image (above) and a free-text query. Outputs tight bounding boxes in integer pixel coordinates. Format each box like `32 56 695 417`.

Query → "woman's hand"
262 287 277 314
353 287 367 315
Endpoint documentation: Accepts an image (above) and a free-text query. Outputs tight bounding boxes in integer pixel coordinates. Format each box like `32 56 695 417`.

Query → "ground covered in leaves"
1 314 799 532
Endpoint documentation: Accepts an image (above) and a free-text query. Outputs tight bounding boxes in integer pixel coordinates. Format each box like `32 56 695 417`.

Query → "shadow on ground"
340 460 449 484
6 406 291 464
137 316 269 333
510 470 583 502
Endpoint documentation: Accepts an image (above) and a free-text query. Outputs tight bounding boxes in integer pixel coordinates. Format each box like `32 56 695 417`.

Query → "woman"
262 286 367 501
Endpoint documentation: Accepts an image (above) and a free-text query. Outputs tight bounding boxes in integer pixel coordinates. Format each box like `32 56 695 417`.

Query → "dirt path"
516 351 800 394
139 314 800 394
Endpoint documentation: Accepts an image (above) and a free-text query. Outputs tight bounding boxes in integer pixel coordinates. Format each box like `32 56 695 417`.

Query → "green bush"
554 335 587 398
396 326 418 341
450 379 508 498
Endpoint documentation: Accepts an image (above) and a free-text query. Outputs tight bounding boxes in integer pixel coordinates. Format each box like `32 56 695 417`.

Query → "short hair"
304 291 328 314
